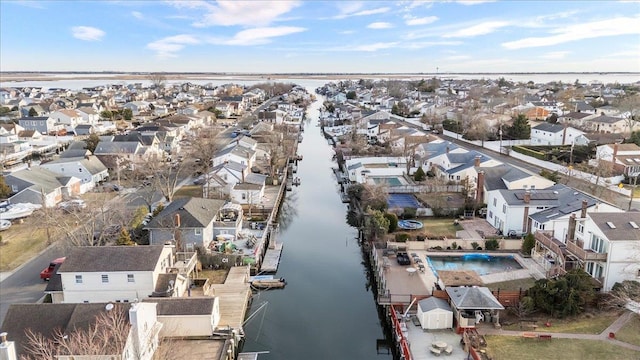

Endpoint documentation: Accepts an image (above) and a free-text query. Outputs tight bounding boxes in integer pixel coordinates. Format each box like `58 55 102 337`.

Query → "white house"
55 245 192 303
143 297 221 338
213 143 256 168
39 155 109 193
530 123 584 146
533 212 640 292
345 156 407 183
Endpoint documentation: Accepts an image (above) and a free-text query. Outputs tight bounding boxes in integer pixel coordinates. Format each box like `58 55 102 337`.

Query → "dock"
208 266 252 331
260 242 284 273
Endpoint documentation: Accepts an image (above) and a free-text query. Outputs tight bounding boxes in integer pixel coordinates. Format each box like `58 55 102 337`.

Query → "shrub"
416 235 426 241
521 233 535 256
384 213 399 232
402 207 417 219
470 241 480 250
451 241 458 249
413 166 426 181
395 233 410 242
485 239 500 250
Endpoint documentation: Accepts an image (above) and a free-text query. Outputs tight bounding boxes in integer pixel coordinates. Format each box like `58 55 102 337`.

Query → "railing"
172 252 197 275
565 240 607 262
390 305 412 360
534 231 566 265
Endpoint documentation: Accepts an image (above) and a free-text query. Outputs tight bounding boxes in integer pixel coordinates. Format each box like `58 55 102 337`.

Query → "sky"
1 0 639 73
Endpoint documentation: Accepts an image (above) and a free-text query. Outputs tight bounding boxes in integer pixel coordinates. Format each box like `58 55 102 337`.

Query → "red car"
40 257 65 281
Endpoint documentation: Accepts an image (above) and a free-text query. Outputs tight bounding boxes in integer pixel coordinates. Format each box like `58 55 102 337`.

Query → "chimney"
612 142 619 163
476 171 485 204
580 199 588 218
567 214 577 242
0 332 17 360
523 190 531 204
474 155 481 167
446 145 450 154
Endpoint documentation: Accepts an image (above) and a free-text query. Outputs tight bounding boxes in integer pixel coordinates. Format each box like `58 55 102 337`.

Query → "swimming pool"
373 177 403 186
427 254 522 276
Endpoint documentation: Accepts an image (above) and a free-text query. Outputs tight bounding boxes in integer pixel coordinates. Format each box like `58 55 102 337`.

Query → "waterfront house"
0 302 162 360
344 156 407 183
476 163 556 205
533 212 640 291
213 143 256 169
146 197 228 251
142 297 221 338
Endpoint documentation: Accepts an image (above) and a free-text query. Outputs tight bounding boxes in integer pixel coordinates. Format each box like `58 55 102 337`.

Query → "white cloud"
147 34 200 58
333 3 390 19
168 0 300 27
503 16 640 49
219 26 306 46
405 16 438 26
540 51 570 60
131 11 143 20
350 42 398 52
445 55 471 60
71 26 105 41
443 21 509 38
455 0 496 5
367 22 393 29
403 41 462 49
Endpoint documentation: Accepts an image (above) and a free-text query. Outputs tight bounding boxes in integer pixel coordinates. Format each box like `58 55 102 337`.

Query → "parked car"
58 199 86 213
40 257 65 281
507 230 526 238
396 252 411 265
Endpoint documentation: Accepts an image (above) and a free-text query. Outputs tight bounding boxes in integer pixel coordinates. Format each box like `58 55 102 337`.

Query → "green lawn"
174 185 204 198
0 220 50 271
502 311 620 334
615 314 640 346
485 336 640 360
419 218 461 238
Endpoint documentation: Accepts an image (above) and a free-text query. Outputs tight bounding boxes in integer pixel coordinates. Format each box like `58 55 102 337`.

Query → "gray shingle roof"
498 188 561 207
143 297 215 316
589 212 640 241
418 297 451 313
446 286 504 310
58 245 166 273
5 166 65 194
147 197 226 229
529 184 598 223
532 122 565 133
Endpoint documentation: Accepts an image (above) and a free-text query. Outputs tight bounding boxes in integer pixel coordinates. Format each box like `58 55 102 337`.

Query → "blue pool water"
427 254 522 276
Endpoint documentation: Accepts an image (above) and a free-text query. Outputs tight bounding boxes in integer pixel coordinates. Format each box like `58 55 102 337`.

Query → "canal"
242 94 393 360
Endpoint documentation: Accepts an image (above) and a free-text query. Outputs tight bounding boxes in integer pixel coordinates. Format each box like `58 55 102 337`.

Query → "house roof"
589 212 640 241
94 141 139 154
532 122 565 133
147 197 226 229
561 111 591 120
445 286 504 310
143 297 215 316
43 155 107 175
245 172 267 185
498 186 562 207
5 166 65 194
589 114 624 124
0 302 131 357
58 245 167 273
479 164 532 191
418 297 452 313
529 184 599 223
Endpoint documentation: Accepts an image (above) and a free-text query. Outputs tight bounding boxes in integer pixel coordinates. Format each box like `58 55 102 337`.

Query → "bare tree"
187 126 225 199
21 305 130 359
615 94 640 133
148 73 167 89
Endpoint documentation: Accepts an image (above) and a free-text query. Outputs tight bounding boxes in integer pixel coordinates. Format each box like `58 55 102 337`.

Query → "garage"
417 297 453 330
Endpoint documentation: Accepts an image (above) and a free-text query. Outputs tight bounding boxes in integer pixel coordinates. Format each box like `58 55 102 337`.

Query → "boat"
249 275 286 289
0 203 42 220
0 220 11 231
398 220 424 230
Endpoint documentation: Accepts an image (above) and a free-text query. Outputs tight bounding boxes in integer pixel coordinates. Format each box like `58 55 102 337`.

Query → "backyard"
0 219 51 271
501 310 622 334
615 315 640 346
485 336 640 360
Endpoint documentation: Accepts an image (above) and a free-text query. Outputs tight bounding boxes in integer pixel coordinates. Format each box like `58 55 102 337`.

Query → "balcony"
565 240 607 262
170 252 197 275
534 231 565 263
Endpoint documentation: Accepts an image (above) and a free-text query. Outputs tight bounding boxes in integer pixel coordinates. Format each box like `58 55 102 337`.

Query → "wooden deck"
260 242 283 273
209 266 252 331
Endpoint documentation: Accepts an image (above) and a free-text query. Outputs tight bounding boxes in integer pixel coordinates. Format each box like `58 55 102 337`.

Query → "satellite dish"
105 303 114 311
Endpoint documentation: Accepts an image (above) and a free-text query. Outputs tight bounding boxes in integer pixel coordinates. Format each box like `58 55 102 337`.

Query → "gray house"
4 166 80 207
39 155 108 193
17 116 58 135
146 197 228 251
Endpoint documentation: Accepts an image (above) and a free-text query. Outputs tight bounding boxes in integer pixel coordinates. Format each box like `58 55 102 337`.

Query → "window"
195 228 202 235
502 204 507 213
127 274 135 283
493 198 497 206
101 274 109 283
242 193 246 200
577 223 584 234
75 275 83 284
489 211 493 219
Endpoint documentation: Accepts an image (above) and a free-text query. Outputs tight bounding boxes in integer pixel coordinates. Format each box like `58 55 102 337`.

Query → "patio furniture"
444 345 453 355
429 346 442 356
433 341 447 349
522 332 537 339
406 267 417 276
538 334 552 340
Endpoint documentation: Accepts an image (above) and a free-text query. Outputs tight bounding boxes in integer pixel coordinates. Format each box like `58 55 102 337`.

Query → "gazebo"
445 286 504 333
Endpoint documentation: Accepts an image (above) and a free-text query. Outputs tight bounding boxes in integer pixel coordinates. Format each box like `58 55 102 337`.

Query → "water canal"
242 94 393 360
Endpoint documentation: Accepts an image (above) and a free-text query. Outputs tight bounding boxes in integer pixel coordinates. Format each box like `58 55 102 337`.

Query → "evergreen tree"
116 228 135 246
0 176 11 199
507 114 531 140
413 166 426 181
28 107 38 117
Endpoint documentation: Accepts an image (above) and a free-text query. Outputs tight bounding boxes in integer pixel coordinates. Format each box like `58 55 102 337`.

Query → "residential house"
213 143 256 169
476 163 556 206
39 155 109 193
345 157 407 184
18 116 60 135
52 245 193 303
50 109 83 131
229 173 268 206
0 302 162 360
3 166 80 207
533 212 640 291
530 123 584 146
76 106 100 123
141 297 220 338
595 142 640 176
146 197 230 251
123 101 150 116
585 114 629 134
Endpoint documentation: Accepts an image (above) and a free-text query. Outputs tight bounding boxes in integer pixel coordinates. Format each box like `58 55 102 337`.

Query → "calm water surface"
241 94 392 360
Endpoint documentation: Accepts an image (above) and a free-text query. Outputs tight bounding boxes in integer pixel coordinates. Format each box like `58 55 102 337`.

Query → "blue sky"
1 0 639 73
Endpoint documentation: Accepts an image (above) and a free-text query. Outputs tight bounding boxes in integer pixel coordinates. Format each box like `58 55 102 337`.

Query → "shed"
416 297 453 330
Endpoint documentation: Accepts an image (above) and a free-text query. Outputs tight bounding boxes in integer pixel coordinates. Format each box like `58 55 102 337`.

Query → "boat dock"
260 242 284 273
208 266 252 331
